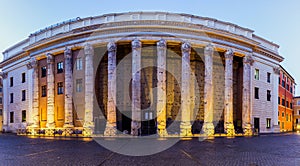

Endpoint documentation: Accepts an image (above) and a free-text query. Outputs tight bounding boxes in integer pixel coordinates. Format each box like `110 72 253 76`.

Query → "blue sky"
1 0 300 94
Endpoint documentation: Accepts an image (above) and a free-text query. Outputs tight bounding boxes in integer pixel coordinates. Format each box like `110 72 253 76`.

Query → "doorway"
254 118 260 133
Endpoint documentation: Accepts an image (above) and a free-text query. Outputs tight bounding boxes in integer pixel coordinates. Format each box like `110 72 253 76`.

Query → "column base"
157 128 168 137
202 122 215 136
180 122 192 137
83 121 94 137
104 122 117 136
26 126 39 135
63 123 74 128
131 120 141 136
46 122 55 129
225 123 235 136
243 124 253 136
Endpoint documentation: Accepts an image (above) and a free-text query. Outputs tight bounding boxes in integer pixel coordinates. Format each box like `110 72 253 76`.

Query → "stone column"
180 42 192 137
156 39 168 136
104 42 117 136
224 49 235 136
83 43 95 136
46 53 55 128
242 54 254 135
202 44 215 136
131 39 142 136
0 72 8 131
26 58 40 129
64 48 74 128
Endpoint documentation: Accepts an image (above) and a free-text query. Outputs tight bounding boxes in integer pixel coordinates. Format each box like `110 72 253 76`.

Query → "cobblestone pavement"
0 133 300 166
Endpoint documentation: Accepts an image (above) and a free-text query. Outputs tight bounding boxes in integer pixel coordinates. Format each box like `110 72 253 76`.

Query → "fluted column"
46 53 55 128
156 39 168 136
180 42 192 137
27 58 39 129
64 48 74 128
202 44 215 136
224 49 235 136
83 43 95 136
242 54 254 135
131 39 142 136
104 42 117 136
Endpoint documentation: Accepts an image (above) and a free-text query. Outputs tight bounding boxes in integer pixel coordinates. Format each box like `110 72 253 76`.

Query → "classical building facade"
293 96 300 131
278 66 295 132
0 77 3 132
0 12 283 136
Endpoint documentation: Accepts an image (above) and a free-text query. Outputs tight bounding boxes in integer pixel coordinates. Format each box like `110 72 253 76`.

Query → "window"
266 118 271 128
290 87 293 93
286 114 289 121
282 122 284 129
22 110 26 122
42 85 47 97
57 62 64 73
10 93 13 103
267 90 271 101
76 79 83 92
22 73 26 83
10 112 14 123
10 77 13 87
282 79 285 87
287 84 289 91
278 77 280 84
22 90 26 101
255 87 259 99
267 72 271 83
254 69 259 80
282 112 284 117
0 109 2 115
297 119 299 124
286 101 289 108
278 97 280 104
76 58 83 70
57 82 64 95
290 103 293 109
282 99 285 106
298 100 300 106
299 110 300 115
290 115 292 122
0 97 2 104
41 66 47 77
0 87 2 93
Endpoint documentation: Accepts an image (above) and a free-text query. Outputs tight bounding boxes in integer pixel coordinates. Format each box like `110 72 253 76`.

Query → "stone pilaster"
156 39 168 136
131 39 142 136
272 67 280 132
242 53 254 135
202 44 215 136
104 42 117 136
46 53 55 128
64 48 74 128
83 43 95 136
224 49 235 136
0 72 8 131
180 42 192 137
27 58 40 129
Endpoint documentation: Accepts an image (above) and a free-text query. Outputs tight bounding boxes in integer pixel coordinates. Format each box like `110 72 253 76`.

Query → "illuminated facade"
293 97 300 131
278 66 295 132
0 12 283 136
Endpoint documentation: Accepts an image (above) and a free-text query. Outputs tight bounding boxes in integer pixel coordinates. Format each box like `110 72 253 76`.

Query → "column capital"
84 43 94 56
46 53 54 64
107 41 117 52
132 39 142 49
0 72 7 79
157 39 167 48
181 42 191 53
243 53 254 65
273 66 280 75
26 57 38 69
64 47 72 59
204 43 214 55
225 49 234 60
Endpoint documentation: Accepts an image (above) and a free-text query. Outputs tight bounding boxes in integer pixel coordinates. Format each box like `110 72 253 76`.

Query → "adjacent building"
0 77 2 132
0 12 284 136
278 66 295 132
